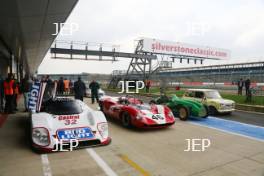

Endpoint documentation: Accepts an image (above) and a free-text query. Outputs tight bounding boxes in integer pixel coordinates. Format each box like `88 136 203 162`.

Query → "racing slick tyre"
121 112 132 128
178 106 190 121
208 106 218 115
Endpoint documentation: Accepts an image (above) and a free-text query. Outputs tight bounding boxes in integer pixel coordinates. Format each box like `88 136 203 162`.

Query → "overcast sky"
38 0 264 74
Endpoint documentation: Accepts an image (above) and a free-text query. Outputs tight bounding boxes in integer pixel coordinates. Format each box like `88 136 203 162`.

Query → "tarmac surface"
214 110 264 127
0 96 263 176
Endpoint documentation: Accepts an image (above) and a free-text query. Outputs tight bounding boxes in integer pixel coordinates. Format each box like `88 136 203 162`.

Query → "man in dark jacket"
245 78 251 96
21 74 33 112
237 78 244 95
57 77 65 95
74 77 86 101
89 80 100 104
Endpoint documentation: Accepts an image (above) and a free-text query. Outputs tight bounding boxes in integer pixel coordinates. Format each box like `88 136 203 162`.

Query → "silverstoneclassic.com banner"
141 38 231 60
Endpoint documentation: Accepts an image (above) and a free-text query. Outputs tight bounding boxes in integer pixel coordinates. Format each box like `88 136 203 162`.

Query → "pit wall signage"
141 38 231 60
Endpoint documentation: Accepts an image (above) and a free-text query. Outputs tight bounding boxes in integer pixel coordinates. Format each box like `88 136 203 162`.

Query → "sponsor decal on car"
57 127 94 140
58 115 80 120
57 115 80 125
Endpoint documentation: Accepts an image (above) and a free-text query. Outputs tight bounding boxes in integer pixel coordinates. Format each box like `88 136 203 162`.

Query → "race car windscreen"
42 81 56 102
44 99 83 115
132 104 151 110
205 91 222 99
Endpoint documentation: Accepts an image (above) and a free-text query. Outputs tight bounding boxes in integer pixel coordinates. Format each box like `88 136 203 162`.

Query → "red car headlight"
97 123 108 139
32 127 50 146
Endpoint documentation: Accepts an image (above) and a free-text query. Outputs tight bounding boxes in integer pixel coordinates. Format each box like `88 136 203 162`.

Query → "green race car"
153 94 209 121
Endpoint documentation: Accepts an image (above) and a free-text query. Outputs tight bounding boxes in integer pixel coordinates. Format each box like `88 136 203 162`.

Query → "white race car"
29 82 111 152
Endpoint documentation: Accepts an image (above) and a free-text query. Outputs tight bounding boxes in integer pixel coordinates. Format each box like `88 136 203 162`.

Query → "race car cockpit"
118 97 129 105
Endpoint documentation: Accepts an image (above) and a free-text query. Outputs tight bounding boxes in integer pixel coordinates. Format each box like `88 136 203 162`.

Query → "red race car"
99 96 175 128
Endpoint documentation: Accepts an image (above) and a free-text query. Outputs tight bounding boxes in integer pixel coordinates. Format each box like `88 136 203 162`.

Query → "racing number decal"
64 119 77 125
152 114 164 120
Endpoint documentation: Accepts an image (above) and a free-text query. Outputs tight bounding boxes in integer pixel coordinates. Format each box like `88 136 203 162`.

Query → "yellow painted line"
119 154 151 176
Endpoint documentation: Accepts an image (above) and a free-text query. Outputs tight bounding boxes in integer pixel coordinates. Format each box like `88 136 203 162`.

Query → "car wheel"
121 112 132 128
208 106 218 115
178 106 189 121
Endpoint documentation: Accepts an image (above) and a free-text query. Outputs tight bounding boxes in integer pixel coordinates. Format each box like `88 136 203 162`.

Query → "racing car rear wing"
28 81 57 113
28 82 46 113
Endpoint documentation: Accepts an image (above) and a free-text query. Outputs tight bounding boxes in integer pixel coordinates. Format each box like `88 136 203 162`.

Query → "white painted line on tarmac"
190 122 264 143
41 154 52 176
86 148 118 176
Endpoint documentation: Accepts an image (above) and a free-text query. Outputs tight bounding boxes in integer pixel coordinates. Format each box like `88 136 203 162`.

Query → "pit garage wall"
0 0 30 81
0 48 25 81
0 0 79 81
0 57 9 78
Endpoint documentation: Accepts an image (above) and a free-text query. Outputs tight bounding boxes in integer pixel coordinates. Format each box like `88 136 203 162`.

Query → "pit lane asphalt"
0 96 263 176
106 91 264 127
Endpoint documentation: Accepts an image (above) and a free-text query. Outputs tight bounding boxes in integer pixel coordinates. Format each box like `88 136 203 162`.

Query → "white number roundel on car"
152 114 164 120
